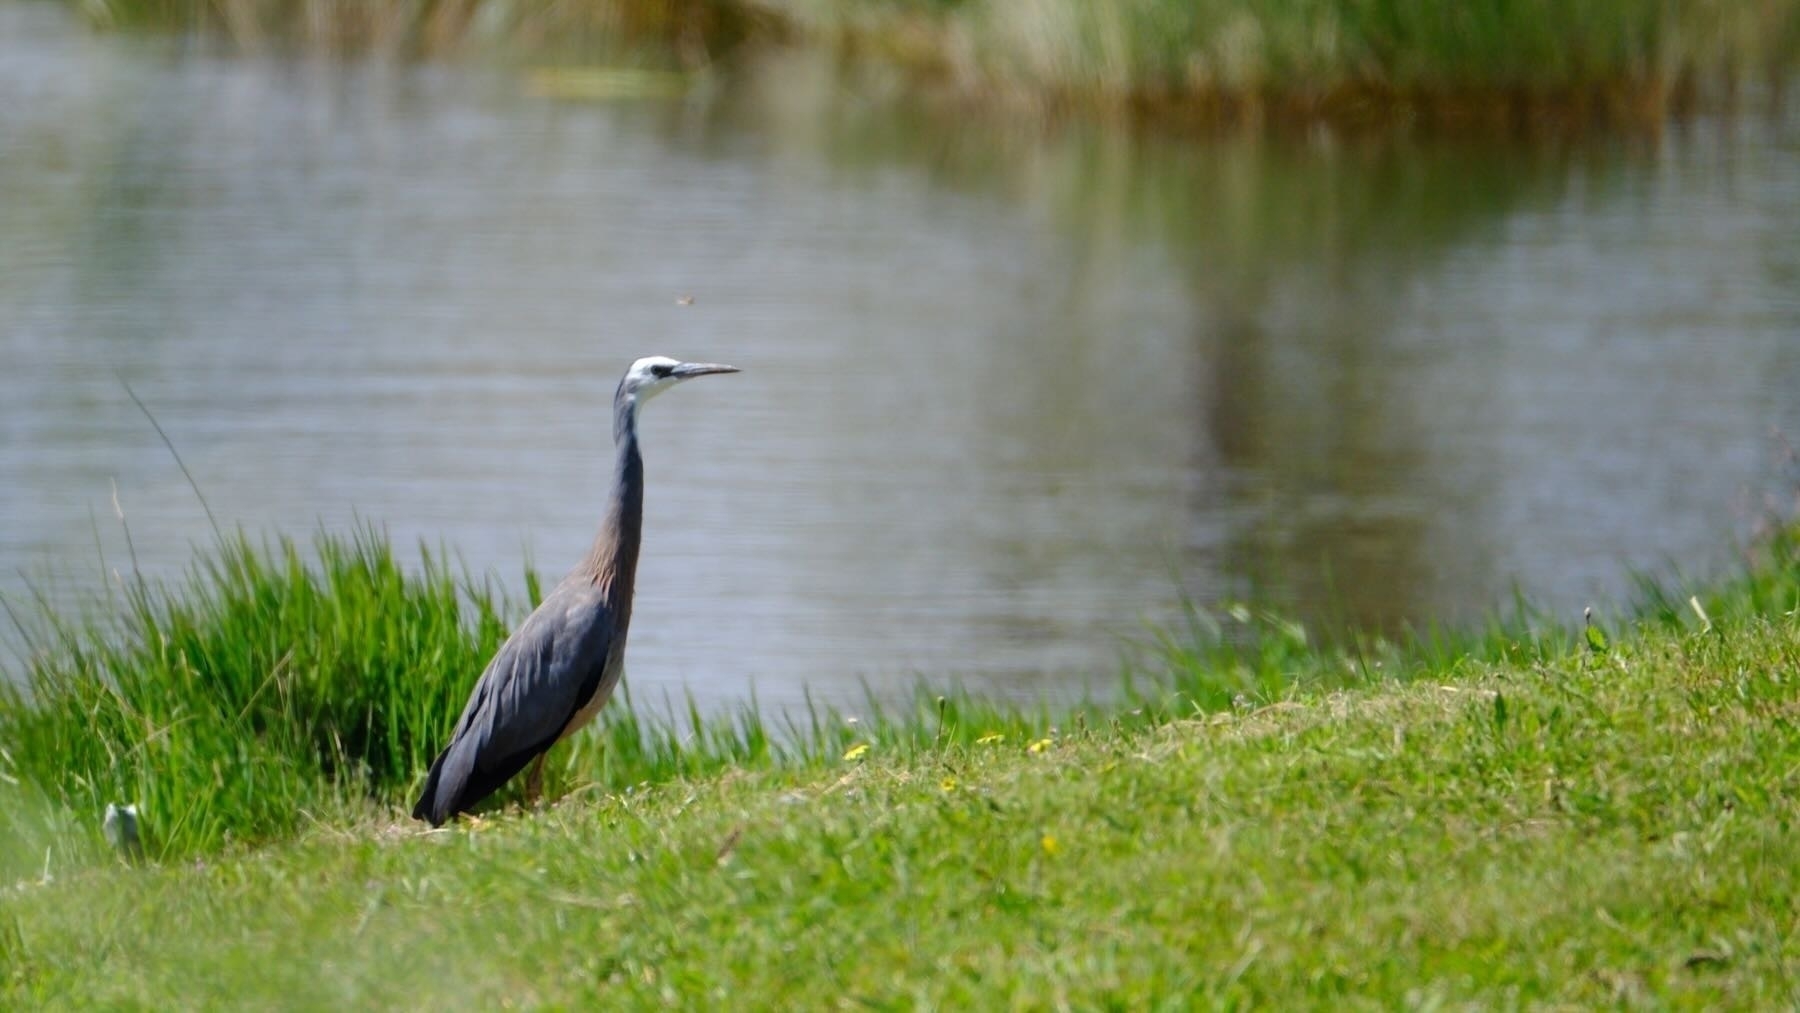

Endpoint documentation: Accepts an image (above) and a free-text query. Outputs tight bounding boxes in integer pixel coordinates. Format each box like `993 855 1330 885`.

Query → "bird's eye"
650 364 673 378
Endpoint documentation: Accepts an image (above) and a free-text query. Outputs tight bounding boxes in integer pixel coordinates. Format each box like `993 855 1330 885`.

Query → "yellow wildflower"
1041 834 1059 856
1027 738 1052 754
976 732 1005 745
842 743 870 761
939 776 958 792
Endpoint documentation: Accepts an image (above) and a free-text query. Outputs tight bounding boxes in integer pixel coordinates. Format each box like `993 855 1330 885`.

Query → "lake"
4 3 1798 715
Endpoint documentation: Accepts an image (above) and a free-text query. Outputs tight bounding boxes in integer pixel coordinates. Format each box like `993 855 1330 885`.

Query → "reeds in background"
74 0 1800 124
765 0 1800 123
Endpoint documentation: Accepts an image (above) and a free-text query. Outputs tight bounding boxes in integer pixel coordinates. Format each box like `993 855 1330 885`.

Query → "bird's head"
614 355 740 439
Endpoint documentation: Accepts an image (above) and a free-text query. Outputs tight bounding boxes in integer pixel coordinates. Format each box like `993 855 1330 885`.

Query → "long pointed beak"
672 362 740 379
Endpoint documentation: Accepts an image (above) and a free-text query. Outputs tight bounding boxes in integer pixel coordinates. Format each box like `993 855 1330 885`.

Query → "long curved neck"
579 399 644 599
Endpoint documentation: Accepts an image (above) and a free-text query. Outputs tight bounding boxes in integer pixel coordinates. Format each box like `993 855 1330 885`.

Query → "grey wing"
452 580 619 759
415 580 618 822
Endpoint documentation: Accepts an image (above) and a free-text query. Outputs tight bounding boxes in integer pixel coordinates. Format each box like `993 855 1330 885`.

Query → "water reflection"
3 5 1798 714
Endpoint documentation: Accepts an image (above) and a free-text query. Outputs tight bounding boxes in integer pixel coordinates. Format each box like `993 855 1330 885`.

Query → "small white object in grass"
104 802 143 858
1688 595 1714 635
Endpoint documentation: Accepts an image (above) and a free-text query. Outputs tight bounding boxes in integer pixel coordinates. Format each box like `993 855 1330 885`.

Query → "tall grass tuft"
0 526 513 855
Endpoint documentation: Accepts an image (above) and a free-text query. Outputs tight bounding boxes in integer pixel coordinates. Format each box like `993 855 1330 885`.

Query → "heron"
412 355 739 827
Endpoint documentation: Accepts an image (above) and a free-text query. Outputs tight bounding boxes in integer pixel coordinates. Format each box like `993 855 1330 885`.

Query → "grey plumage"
412 356 738 827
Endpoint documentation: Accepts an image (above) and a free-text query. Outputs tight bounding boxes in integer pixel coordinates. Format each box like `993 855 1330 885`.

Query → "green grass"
74 0 1800 125
0 525 841 862
0 513 1586 867
5 505 1800 1001
5 550 1800 1004
0 528 509 860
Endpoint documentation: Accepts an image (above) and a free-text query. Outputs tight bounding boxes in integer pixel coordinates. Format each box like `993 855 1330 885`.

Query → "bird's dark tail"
412 748 454 826
412 742 544 827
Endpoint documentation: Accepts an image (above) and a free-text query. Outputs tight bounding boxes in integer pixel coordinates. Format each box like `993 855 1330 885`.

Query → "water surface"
4 4 1799 713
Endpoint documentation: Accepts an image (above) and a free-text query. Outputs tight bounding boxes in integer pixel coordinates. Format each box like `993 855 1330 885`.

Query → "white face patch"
621 355 684 403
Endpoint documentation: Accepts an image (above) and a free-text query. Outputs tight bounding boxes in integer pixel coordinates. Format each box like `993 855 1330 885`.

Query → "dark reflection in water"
3 5 1798 713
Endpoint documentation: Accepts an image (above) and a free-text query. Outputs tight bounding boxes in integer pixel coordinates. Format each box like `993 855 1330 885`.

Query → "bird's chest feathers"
558 622 630 742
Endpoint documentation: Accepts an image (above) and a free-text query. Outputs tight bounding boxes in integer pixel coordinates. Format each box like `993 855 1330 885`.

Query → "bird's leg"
525 753 547 808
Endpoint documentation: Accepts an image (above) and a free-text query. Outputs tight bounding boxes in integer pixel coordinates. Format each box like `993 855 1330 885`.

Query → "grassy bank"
2 521 1576 864
75 0 1800 125
5 551 1799 1003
